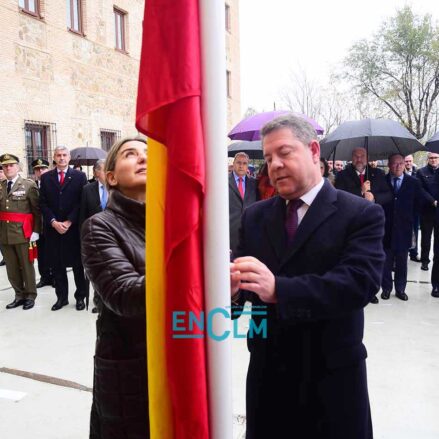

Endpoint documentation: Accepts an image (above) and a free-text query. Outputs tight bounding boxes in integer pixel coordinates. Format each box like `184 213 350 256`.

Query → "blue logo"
172 305 268 340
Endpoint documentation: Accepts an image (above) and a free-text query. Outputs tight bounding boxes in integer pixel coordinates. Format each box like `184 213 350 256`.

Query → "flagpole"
199 1 233 438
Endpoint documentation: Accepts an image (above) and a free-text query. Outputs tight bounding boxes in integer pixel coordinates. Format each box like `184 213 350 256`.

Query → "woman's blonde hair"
105 135 147 190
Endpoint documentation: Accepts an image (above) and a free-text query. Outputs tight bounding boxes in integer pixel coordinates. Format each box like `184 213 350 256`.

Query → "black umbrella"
425 131 439 153
228 141 263 159
320 119 425 161
70 147 107 166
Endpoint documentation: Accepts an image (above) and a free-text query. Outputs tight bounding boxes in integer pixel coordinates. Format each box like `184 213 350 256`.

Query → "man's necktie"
359 173 365 186
59 171 65 185
393 177 399 193
7 181 12 194
238 177 244 199
101 186 108 210
285 199 303 244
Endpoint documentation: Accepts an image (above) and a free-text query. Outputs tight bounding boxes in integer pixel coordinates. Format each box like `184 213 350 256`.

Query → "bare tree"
344 6 439 139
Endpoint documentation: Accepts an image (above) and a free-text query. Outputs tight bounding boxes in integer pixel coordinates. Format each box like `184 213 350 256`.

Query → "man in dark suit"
381 154 426 301
228 152 258 255
230 115 385 439
335 147 392 205
79 159 107 313
39 146 88 311
335 147 391 304
404 154 421 262
416 152 439 270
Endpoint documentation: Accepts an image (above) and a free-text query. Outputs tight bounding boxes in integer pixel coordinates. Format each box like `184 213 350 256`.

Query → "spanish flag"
136 0 209 438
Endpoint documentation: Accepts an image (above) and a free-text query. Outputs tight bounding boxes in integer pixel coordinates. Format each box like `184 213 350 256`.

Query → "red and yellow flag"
136 1 209 438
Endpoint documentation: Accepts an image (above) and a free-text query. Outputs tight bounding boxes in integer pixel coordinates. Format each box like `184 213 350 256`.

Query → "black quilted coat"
81 189 149 439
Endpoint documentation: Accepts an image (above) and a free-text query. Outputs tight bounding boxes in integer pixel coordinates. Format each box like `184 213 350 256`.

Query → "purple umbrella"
228 110 324 141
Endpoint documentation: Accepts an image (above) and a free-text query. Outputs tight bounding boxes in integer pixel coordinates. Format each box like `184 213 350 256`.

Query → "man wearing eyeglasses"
229 152 259 255
416 152 439 271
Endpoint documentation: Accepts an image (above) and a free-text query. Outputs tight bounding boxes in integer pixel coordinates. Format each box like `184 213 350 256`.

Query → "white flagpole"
199 1 233 438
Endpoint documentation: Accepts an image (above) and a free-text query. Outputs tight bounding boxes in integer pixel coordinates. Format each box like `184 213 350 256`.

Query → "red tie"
359 173 365 186
59 171 65 185
238 177 244 199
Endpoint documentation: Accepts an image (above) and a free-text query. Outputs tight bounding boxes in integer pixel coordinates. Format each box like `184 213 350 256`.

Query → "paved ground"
1 259 439 438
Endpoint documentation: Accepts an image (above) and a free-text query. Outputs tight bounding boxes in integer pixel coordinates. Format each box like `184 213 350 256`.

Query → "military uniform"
0 154 41 309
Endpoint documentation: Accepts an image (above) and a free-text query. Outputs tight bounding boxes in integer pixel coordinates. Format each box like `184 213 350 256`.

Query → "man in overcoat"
335 146 391 304
381 154 426 300
416 152 439 270
228 152 258 255
79 159 107 313
39 146 88 310
230 115 385 438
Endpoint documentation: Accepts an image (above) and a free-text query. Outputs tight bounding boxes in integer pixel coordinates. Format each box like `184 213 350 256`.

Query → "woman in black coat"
81 136 148 439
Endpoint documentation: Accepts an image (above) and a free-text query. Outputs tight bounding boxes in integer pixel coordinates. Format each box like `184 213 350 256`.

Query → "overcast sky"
239 0 439 115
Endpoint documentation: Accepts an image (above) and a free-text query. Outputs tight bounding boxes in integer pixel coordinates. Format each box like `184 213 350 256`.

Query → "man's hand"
364 191 375 202
62 220 72 230
361 180 371 194
230 262 241 296
52 220 69 235
230 256 276 303
30 232 39 242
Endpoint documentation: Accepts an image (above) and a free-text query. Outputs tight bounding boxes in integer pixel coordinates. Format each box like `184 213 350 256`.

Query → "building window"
226 70 232 98
24 123 50 175
19 0 40 16
114 8 127 52
100 129 120 152
66 0 83 34
225 4 231 32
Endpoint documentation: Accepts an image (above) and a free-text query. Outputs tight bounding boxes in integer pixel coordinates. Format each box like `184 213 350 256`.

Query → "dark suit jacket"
229 173 258 254
416 165 439 217
382 174 426 251
335 164 392 205
79 181 103 231
39 167 88 267
234 180 385 438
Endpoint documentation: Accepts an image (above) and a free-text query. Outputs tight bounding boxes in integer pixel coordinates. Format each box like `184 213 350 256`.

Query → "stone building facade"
226 0 241 130
0 0 240 175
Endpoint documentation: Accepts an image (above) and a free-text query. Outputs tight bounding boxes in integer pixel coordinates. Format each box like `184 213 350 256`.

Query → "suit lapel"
280 180 338 267
243 176 254 203
50 169 60 188
61 168 73 190
263 196 287 261
229 173 242 202
93 182 101 208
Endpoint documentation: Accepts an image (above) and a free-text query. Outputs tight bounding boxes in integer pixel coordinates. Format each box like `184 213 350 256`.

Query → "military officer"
0 154 41 310
0 165 5 266
32 158 54 288
0 166 5 181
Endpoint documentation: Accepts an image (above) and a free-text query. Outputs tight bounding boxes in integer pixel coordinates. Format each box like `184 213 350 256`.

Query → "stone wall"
0 0 241 174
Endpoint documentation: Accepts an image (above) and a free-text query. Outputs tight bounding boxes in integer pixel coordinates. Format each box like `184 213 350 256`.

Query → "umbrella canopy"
70 147 107 166
228 140 263 159
425 131 439 153
320 118 425 161
228 110 324 141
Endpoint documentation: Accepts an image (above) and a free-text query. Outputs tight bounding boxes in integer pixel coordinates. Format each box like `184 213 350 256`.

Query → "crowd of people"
0 147 110 312
229 144 439 305
2 118 438 438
